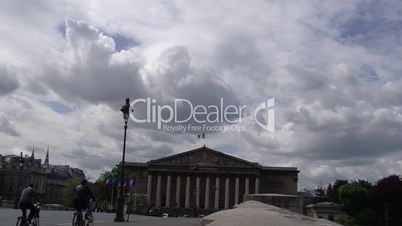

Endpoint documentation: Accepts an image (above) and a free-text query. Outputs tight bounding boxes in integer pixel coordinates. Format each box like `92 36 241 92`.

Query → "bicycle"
16 202 40 226
72 199 95 226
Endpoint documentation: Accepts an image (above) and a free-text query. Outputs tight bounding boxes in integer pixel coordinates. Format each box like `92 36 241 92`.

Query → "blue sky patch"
42 101 73 113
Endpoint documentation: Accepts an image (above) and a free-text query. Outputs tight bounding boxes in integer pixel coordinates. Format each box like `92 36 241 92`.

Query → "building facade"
0 149 85 205
305 202 346 222
126 146 299 215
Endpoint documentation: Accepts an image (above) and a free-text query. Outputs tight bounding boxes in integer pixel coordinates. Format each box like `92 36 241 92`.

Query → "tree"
314 185 327 202
353 208 379 226
95 167 119 201
338 182 369 216
370 175 402 225
95 166 129 210
354 180 372 191
326 183 333 197
327 180 348 203
63 177 81 206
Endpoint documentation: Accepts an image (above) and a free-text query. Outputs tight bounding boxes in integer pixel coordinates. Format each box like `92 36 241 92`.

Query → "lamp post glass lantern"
114 97 130 222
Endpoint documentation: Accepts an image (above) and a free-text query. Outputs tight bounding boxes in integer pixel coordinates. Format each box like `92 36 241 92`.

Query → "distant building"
125 146 299 215
0 147 85 205
305 202 346 222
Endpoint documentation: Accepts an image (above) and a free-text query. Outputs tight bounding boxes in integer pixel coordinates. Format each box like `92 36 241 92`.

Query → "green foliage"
95 166 120 203
370 175 402 225
96 166 120 183
353 180 372 191
336 215 354 226
326 183 332 196
338 183 369 216
63 177 81 206
328 176 400 226
353 208 379 226
328 180 348 203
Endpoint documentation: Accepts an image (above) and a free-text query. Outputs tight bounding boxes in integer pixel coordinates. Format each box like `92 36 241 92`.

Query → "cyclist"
73 179 96 219
18 184 41 224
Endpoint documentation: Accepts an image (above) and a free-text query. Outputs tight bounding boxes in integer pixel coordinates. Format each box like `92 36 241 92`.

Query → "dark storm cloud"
0 66 19 96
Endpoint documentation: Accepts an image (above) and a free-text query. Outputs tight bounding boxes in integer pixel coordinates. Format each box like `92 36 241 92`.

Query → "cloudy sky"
1 0 402 188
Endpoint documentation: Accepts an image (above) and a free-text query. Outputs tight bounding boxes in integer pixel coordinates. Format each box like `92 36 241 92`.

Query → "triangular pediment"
149 147 259 168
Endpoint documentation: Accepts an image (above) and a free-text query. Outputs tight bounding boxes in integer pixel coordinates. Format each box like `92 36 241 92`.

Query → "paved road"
0 207 154 226
97 218 200 226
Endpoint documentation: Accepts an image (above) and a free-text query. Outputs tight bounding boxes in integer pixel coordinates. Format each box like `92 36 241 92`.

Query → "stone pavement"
96 218 200 226
201 201 341 226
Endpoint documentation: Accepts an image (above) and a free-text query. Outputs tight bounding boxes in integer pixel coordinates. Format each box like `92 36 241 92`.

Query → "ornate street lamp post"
114 97 130 222
192 165 199 217
14 154 24 209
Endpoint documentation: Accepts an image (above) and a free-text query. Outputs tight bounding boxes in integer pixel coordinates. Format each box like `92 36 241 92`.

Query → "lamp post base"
114 196 125 222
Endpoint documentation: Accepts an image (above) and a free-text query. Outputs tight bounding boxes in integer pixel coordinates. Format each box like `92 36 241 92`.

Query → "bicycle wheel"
16 217 21 226
72 213 79 226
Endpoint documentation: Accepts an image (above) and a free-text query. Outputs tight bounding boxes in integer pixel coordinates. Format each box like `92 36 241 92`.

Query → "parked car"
148 207 162 217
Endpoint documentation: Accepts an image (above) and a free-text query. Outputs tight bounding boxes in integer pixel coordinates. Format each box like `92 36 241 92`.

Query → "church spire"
31 146 35 159
44 146 49 167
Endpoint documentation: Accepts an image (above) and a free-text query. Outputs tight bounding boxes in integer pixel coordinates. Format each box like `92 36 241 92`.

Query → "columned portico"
185 176 190 208
196 176 200 208
156 174 162 207
128 146 299 216
205 176 210 209
235 177 240 205
224 176 229 209
214 177 220 209
166 175 171 207
147 175 152 206
255 177 260 194
245 177 250 195
176 175 181 208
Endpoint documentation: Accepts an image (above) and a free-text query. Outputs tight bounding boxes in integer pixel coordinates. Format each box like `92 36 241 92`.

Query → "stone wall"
243 193 304 214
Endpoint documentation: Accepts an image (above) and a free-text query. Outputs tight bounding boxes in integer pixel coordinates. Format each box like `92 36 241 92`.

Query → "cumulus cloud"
0 0 402 187
44 19 147 106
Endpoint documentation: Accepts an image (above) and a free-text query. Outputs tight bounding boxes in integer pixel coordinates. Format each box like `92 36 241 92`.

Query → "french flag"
197 133 205 139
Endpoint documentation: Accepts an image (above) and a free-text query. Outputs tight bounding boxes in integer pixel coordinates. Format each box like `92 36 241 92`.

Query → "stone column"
235 177 240 205
224 176 230 209
147 174 152 206
185 176 190 208
255 177 259 194
156 174 162 207
214 177 220 209
205 176 210 209
196 176 200 208
245 177 250 195
176 175 181 208
166 175 171 207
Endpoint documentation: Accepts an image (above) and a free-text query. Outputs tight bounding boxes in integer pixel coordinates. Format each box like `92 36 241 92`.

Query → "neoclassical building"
0 149 85 205
126 146 299 214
